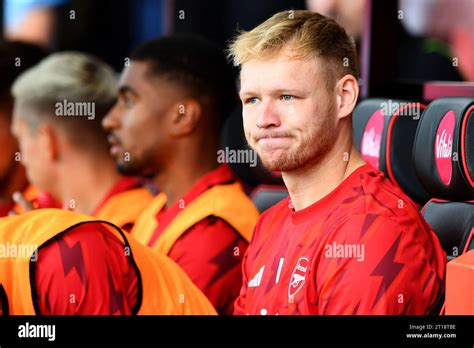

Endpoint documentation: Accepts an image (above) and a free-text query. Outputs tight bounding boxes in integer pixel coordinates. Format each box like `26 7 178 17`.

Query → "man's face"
102 61 178 177
10 108 52 192
0 108 19 185
239 50 338 172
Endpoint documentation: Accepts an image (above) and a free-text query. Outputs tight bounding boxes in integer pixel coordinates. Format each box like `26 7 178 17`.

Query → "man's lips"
256 135 293 150
107 135 123 156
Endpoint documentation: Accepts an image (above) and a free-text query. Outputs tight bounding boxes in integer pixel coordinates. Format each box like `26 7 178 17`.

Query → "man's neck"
154 154 219 207
57 155 121 215
283 142 366 211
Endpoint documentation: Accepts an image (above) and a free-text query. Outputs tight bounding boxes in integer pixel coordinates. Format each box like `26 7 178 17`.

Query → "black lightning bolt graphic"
370 233 404 310
58 238 87 286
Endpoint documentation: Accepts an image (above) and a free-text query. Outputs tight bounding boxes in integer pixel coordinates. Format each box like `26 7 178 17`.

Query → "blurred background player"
0 208 216 315
306 0 463 81
399 0 474 81
10 52 153 230
0 40 58 217
228 10 446 315
102 35 260 314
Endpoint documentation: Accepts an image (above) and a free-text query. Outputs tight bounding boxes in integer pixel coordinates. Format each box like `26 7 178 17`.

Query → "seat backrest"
251 185 289 213
414 97 474 256
422 199 474 260
413 97 474 200
353 98 430 204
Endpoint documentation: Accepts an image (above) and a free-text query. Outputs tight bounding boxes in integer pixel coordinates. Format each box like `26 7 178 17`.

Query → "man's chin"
116 161 140 176
260 156 295 172
116 161 156 179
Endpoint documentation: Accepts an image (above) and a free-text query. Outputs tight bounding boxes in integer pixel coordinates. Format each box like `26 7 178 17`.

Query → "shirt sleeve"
35 222 139 315
168 217 248 315
316 214 446 315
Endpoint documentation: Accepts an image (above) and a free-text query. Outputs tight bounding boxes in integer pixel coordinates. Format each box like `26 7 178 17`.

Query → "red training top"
35 223 138 315
234 164 446 315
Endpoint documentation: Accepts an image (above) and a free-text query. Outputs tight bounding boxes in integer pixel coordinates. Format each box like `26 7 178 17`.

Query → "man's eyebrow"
239 90 257 97
271 88 304 95
239 88 303 97
118 85 138 97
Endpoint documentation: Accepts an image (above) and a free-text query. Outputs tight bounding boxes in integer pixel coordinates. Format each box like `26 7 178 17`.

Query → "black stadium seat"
414 97 474 259
422 200 474 260
250 185 289 213
353 99 430 204
413 97 474 201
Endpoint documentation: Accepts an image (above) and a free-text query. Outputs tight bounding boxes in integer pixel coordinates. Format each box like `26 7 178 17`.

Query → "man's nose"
102 103 121 131
256 101 281 129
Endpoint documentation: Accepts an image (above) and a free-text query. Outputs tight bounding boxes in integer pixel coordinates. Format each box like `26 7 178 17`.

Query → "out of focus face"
306 0 365 39
10 108 52 192
0 107 19 185
102 61 179 177
239 48 338 172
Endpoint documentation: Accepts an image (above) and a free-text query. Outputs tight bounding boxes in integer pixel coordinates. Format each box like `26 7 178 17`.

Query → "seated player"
0 209 216 315
0 41 52 217
10 52 153 230
102 35 260 314
227 10 446 315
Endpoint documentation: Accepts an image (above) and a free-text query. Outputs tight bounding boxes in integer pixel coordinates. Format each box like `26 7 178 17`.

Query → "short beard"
252 102 337 172
115 150 157 178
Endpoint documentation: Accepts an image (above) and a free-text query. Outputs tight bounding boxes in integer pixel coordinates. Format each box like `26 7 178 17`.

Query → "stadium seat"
413 97 474 315
414 97 474 259
221 105 288 212
353 99 430 204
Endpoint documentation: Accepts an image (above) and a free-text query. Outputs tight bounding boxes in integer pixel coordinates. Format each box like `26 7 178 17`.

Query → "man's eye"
245 97 259 105
122 96 134 108
281 95 295 101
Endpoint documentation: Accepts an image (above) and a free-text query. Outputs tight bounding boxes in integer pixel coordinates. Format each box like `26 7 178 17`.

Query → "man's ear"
168 99 202 137
38 124 60 162
335 74 359 120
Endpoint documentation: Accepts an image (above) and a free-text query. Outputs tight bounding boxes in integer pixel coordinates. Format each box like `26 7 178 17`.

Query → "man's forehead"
119 61 147 85
119 61 174 93
240 55 319 93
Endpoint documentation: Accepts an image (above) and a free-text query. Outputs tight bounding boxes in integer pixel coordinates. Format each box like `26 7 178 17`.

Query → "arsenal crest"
288 257 309 303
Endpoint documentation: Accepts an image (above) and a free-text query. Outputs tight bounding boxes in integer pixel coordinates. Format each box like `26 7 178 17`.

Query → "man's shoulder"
357 166 423 221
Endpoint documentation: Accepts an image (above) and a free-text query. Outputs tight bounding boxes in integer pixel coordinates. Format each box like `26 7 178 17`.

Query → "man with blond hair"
228 10 446 315
11 52 153 230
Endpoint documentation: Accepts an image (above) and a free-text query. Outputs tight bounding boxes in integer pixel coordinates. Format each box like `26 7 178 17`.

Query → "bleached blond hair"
11 52 117 151
227 10 359 89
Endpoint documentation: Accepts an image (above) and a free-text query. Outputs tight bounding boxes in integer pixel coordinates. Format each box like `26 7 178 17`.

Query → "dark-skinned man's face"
102 61 181 177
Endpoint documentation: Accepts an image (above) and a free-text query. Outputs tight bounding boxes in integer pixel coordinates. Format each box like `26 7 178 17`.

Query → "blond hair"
12 52 116 118
227 10 359 89
12 52 117 152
